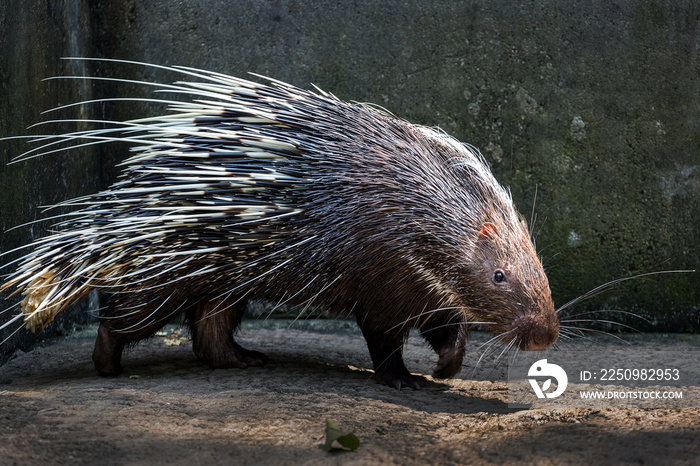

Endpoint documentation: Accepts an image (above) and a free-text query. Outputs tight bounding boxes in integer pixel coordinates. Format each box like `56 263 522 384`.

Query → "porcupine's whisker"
558 310 650 337
469 329 515 377
552 331 601 353
556 270 694 315
556 328 626 350
560 308 649 323
487 338 513 371
489 333 522 378
494 337 518 367
559 325 619 342
560 319 642 333
534 214 549 244
557 327 587 341
558 325 631 344
454 335 500 387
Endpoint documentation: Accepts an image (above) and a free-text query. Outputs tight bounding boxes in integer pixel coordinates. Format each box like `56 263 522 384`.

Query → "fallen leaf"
323 418 360 452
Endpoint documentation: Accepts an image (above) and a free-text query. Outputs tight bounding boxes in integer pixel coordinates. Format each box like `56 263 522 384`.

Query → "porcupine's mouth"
508 313 560 351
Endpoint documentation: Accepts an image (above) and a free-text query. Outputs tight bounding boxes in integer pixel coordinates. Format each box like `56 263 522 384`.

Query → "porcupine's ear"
478 222 498 242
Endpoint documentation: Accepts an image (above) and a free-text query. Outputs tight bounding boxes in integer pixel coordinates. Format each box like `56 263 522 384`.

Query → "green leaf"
323 418 360 452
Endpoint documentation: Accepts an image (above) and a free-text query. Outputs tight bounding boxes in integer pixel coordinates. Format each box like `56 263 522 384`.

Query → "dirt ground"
1 320 698 465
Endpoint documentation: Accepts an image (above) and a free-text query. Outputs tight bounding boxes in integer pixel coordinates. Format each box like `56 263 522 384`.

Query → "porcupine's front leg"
356 312 427 389
421 320 467 379
188 297 268 369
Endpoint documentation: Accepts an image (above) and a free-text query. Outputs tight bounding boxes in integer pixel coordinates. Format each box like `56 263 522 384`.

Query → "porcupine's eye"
493 270 506 284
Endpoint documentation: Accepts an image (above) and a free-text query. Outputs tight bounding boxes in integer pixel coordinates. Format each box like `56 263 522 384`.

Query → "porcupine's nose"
512 311 560 351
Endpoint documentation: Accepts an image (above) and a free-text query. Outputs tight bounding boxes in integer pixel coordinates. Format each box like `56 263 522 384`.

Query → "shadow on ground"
1 320 698 465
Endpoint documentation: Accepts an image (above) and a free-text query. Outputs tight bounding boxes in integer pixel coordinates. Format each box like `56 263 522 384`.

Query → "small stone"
570 116 586 141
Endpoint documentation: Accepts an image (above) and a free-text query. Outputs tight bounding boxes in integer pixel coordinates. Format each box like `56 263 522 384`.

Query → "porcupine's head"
394 127 559 352
462 217 558 351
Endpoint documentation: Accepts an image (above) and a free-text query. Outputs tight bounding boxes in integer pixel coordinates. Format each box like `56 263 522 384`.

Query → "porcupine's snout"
509 290 559 351
511 312 559 350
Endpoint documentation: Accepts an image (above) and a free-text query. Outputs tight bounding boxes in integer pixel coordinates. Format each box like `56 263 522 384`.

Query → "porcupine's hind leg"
93 322 126 376
92 299 172 376
188 297 268 369
421 319 468 379
355 308 427 390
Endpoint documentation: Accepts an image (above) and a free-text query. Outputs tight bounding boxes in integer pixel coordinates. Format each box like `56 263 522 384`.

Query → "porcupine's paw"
203 341 268 369
420 323 466 380
374 366 429 390
432 345 464 379
92 325 125 376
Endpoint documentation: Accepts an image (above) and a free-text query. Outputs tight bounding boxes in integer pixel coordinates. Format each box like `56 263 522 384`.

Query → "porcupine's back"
1 64 518 339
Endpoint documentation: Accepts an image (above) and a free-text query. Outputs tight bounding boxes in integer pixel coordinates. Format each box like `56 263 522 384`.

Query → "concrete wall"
1 1 698 358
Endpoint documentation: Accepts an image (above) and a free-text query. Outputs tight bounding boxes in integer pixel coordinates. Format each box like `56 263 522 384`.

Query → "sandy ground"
1 320 699 465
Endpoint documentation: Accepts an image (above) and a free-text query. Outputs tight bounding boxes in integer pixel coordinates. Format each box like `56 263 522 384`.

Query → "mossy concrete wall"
1 1 698 358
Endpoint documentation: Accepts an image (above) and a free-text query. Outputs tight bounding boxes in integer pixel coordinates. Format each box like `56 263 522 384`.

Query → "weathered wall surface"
1 1 698 358
0 0 104 359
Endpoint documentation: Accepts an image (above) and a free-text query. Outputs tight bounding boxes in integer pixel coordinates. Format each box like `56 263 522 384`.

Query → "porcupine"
1 60 559 389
